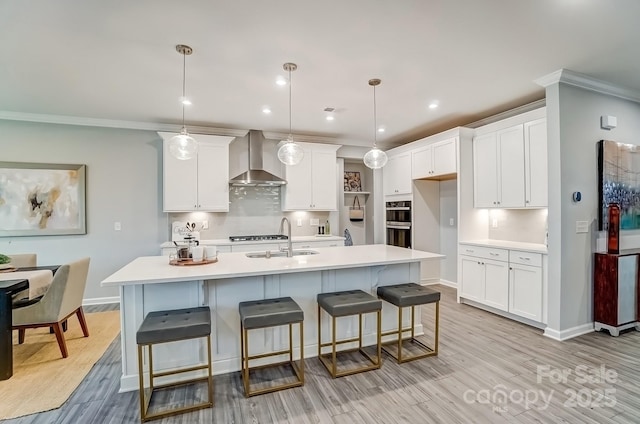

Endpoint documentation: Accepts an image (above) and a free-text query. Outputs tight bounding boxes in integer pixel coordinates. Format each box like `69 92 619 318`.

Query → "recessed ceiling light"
429 102 439 109
326 115 335 121
276 76 287 86
180 96 192 106
378 127 385 133
262 107 272 114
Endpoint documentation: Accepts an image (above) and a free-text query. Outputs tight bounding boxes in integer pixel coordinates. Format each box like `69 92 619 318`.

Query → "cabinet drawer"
509 250 542 267
458 245 508 261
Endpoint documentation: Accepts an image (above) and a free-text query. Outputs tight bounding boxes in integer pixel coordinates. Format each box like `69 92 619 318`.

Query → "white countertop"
102 244 444 287
161 235 345 248
460 239 547 254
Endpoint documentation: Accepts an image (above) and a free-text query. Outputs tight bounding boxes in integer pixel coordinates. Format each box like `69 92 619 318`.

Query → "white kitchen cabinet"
508 250 543 322
473 125 525 208
411 137 457 180
384 152 412 196
459 243 544 324
459 245 509 311
473 118 547 209
524 118 548 207
282 142 340 211
293 240 342 248
161 133 234 212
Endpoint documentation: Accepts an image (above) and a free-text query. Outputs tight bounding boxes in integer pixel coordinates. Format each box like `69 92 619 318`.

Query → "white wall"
0 120 168 302
545 81 640 336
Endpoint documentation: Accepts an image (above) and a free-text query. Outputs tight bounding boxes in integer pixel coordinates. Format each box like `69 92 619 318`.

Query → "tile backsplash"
487 208 548 244
168 186 329 240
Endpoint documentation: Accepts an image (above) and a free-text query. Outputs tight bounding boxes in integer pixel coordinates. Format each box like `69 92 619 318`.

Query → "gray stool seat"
317 290 381 317
239 297 303 330
377 284 441 308
136 306 213 422
239 296 304 397
137 307 211 345
376 283 440 364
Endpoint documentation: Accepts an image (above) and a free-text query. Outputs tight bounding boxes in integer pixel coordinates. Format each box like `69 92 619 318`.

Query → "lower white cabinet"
459 244 544 323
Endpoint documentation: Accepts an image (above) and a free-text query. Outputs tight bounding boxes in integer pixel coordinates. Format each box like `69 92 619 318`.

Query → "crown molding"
0 111 247 137
464 99 546 129
535 69 640 103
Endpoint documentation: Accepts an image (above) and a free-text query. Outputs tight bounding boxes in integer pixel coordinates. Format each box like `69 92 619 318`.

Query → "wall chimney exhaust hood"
229 130 287 186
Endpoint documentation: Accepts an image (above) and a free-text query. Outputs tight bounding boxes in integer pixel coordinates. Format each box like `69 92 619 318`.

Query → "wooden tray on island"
169 258 218 266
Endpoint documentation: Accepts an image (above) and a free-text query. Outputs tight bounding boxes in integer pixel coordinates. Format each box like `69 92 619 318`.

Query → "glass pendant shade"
363 147 388 169
277 136 304 166
363 78 387 169
169 128 198 160
278 62 303 166
169 44 198 161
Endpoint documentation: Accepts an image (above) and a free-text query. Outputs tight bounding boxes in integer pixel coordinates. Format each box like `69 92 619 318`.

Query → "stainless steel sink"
245 250 319 258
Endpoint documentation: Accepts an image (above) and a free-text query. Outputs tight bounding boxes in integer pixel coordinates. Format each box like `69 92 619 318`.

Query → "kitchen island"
102 244 443 392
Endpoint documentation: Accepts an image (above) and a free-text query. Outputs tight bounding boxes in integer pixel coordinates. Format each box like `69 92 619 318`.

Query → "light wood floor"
6 285 640 423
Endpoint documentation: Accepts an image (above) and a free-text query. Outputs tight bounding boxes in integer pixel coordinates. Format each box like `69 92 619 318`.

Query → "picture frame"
0 162 87 237
344 171 362 192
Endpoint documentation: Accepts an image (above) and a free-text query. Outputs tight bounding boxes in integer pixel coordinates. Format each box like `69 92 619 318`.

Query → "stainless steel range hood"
229 130 286 186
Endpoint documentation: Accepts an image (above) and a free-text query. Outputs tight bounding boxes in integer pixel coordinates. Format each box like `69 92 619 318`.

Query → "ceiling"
2 0 640 149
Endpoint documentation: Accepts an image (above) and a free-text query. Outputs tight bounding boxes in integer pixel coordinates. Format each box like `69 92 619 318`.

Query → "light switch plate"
576 221 589 233
114 222 121 231
202 221 209 230
449 218 455 226
297 219 302 227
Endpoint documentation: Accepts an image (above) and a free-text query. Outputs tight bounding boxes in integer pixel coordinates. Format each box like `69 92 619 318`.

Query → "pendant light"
363 78 388 169
277 62 304 166
168 44 198 161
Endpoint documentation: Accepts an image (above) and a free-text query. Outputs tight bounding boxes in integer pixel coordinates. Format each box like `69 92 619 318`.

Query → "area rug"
0 310 120 420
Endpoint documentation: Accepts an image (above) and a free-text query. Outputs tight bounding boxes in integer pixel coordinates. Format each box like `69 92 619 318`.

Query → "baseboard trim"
543 323 594 341
459 297 546 330
83 296 120 306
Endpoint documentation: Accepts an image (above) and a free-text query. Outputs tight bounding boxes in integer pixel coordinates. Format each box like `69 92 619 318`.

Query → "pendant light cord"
288 67 292 138
181 51 186 130
373 83 377 148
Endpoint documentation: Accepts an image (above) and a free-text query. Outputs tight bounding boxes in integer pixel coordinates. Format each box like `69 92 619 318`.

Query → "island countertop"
101 244 444 287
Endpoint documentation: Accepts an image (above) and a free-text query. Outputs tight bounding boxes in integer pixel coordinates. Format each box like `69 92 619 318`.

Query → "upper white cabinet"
282 142 340 211
473 118 547 208
524 118 548 208
161 133 234 212
411 137 457 180
384 152 412 196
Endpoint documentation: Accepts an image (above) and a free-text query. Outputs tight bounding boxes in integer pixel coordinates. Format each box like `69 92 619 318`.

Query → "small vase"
607 203 620 254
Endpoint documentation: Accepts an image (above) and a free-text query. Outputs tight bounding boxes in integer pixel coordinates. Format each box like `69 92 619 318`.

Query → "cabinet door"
460 255 485 302
384 153 412 195
310 150 337 210
163 141 199 211
197 142 230 211
282 147 313 210
509 263 542 321
483 259 509 311
411 147 433 179
497 125 525 208
525 118 547 208
473 133 498 207
432 138 457 177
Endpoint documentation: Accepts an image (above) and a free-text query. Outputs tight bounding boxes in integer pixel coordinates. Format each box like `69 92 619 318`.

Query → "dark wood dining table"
0 265 60 380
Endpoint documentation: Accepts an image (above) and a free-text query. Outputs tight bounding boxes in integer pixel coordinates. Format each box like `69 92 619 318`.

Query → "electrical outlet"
202 221 209 230
449 218 454 226
114 222 121 231
297 219 302 227
310 218 319 226
492 218 498 228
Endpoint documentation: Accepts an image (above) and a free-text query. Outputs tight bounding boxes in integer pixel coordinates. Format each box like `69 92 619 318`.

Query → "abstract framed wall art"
0 162 86 236
597 140 640 231
344 171 362 192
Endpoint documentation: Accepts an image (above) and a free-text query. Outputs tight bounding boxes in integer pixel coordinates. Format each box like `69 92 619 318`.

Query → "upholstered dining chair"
8 253 37 301
8 253 37 268
12 257 91 358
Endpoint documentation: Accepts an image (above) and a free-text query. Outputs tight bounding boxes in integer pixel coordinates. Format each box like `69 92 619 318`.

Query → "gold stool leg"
138 344 146 421
397 306 403 362
377 309 382 366
434 301 440 355
317 304 321 360
299 320 305 384
331 315 337 378
206 335 214 406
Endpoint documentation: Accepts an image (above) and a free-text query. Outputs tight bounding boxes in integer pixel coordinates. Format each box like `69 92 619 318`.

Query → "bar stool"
239 296 304 397
377 283 440 363
136 307 213 422
317 289 382 378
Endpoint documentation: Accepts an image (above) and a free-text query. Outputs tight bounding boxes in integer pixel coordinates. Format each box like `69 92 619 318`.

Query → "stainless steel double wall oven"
386 201 411 248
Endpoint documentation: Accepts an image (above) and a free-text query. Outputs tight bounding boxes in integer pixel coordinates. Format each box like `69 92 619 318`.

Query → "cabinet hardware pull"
465 249 474 253
519 257 530 260
490 252 498 256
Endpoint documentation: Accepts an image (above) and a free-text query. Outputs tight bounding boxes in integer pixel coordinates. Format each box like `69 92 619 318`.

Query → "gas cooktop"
229 234 289 242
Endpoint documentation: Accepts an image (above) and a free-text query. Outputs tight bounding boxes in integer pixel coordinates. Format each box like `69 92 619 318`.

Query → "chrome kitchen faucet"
279 217 293 257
